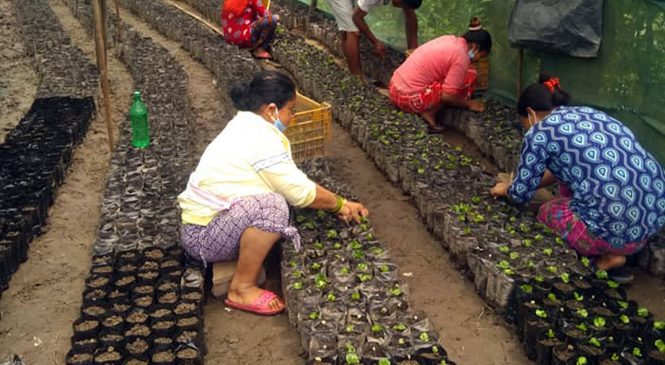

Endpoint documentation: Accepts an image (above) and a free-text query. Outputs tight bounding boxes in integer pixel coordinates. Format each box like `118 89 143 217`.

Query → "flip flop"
427 125 445 135
252 50 272 60
224 289 285 316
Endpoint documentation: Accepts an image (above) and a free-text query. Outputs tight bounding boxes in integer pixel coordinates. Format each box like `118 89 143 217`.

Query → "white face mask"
468 48 477 60
269 104 287 132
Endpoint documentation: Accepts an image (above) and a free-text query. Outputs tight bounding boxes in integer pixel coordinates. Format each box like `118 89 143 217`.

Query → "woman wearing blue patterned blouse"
491 75 665 282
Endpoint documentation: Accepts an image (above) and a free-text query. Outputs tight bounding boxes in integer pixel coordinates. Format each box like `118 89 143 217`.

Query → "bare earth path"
0 0 132 363
0 0 38 143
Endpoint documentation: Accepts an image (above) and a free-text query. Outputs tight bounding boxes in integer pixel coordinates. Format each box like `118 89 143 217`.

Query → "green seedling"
497 260 511 270
654 321 665 330
378 359 391 365
637 307 649 318
296 215 307 223
351 292 361 301
345 324 355 333
389 286 403 297
576 356 588 365
576 308 589 318
655 339 665 353
351 250 365 260
617 300 629 310
611 353 620 361
392 323 407 332
462 227 473 236
555 237 565 245
620 315 630 324
326 230 338 239
546 265 558 274
357 273 372 282
473 214 485 223
576 323 588 331
560 273 570 284
595 270 609 280
580 257 591 267
308 311 319 320
535 309 548 319
303 221 316 230
573 292 584 302
340 266 350 275
310 262 322 271
333 242 343 250
607 280 620 289
534 234 544 241
519 223 531 233
379 264 390 273
350 240 363 250
499 246 510 254
593 317 606 328
345 352 360 364
519 284 533 294
632 347 642 358
535 275 545 283
370 246 384 255
371 324 384 333
293 281 303 290
418 332 430 342
317 210 327 219
547 293 558 302
546 329 556 339
522 239 533 247
509 252 520 260
313 241 324 250
543 248 553 256
471 196 482 204
327 293 336 302
503 268 515 276
357 263 369 272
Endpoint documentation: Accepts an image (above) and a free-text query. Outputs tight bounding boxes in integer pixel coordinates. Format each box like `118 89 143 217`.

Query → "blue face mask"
468 48 477 60
271 107 287 132
274 119 287 132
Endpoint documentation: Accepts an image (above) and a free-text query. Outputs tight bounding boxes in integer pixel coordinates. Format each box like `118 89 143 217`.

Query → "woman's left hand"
490 182 510 198
338 201 369 224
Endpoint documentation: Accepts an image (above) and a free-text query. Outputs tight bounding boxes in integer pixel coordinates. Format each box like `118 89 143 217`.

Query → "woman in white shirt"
178 71 368 315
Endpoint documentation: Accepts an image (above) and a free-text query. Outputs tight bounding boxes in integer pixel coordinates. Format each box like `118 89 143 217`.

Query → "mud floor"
0 1 662 364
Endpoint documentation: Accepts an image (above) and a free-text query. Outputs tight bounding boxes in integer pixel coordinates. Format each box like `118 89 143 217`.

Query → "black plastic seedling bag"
508 0 604 58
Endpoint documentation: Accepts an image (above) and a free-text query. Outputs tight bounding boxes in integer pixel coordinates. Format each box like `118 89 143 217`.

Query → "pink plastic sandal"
224 289 285 316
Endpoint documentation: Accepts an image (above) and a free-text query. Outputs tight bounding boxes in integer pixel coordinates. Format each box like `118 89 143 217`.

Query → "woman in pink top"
389 18 492 133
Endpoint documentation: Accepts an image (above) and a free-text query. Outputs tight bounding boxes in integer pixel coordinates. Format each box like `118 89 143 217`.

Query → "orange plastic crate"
472 56 490 91
285 92 332 162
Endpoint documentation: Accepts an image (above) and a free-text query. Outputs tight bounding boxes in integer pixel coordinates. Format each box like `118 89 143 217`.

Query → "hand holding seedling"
338 201 369 224
490 182 510 198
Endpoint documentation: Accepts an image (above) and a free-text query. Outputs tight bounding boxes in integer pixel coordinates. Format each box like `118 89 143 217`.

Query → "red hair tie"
543 78 560 93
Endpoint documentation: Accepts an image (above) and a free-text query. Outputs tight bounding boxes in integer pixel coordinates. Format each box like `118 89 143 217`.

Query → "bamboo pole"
92 0 115 151
114 0 122 43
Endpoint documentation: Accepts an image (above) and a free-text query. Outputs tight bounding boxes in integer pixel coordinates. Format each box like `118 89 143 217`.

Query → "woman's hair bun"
469 17 483 31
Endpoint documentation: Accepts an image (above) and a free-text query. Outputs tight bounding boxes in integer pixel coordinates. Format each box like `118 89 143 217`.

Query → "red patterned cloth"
537 184 646 257
388 66 477 114
221 0 270 48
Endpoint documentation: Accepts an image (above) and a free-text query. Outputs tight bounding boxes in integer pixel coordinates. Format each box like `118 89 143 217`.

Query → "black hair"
402 0 422 10
229 70 296 112
516 72 572 117
463 17 492 54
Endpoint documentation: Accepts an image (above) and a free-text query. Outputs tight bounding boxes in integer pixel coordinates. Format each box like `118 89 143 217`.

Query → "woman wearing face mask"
389 17 492 133
491 74 665 283
177 71 369 315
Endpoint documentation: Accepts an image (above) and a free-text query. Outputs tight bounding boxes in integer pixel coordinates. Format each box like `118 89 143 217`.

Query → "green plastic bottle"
130 91 150 148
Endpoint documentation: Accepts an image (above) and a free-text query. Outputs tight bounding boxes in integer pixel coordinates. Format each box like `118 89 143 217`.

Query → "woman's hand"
490 182 510 198
337 201 369 224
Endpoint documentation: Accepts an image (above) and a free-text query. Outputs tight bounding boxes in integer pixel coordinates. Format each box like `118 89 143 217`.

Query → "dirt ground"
0 0 662 364
0 0 38 144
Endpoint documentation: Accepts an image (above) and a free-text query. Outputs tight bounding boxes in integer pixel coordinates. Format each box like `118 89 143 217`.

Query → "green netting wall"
301 0 665 163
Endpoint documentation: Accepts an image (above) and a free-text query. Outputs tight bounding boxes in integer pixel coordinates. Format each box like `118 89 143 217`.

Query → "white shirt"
357 0 390 12
177 111 317 225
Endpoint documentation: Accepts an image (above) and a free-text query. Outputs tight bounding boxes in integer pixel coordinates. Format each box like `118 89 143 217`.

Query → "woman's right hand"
468 100 485 113
337 200 369 224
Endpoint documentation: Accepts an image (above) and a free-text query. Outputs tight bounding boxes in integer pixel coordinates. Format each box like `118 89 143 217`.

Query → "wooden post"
92 0 115 151
516 47 524 100
114 0 122 43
